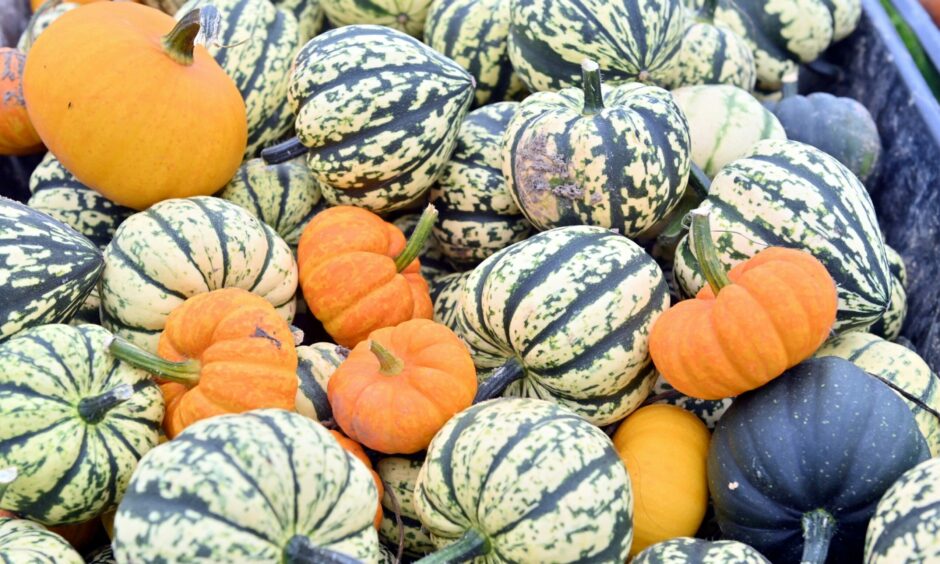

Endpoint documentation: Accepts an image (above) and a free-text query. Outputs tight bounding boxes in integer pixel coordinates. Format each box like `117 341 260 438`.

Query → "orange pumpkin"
650 210 837 400
0 49 42 156
22 2 246 210
923 0 940 26
110 288 298 438
328 318 477 454
297 205 435 348
329 430 383 529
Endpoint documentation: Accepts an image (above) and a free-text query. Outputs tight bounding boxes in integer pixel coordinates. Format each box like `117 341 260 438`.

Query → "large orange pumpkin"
0 49 42 156
329 430 383 529
650 210 837 400
328 318 477 454
297 205 435 348
22 2 246 210
109 288 298 438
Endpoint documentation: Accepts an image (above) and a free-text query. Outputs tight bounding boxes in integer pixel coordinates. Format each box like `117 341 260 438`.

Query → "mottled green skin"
431 103 531 266
503 81 690 239
0 324 163 525
113 410 381 563
377 456 434 557
288 25 474 214
295 342 347 421
0 519 83 563
321 0 432 36
272 0 324 39
651 376 732 430
675 139 891 333
392 213 456 283
414 398 633 562
84 545 116 564
885 244 908 289
460 226 669 425
865 457 940 563
100 197 298 353
870 274 907 341
633 537 770 563
16 2 76 52
656 18 756 90
429 271 468 332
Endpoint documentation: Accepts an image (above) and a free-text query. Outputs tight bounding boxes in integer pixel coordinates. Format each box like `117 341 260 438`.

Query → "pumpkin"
0 198 102 341
377 456 435 558
870 274 907 340
297 205 435 348
392 213 455 283
671 84 786 177
295 342 348 422
503 60 690 239
100 196 298 352
674 139 891 333
18 2 78 52
462 225 669 425
431 102 531 266
113 410 381 562
328 318 476 454
266 25 474 215
429 271 469 332
865 457 940 563
329 430 383 529
633 537 770 563
414 398 633 562
612 405 710 556
0 48 41 155
320 0 432 36
0 515 83 564
0 324 163 525
271 0 323 39
22 3 247 210
709 357 929 564
923 0 940 25
507 0 686 91
650 376 732 430
424 0 524 106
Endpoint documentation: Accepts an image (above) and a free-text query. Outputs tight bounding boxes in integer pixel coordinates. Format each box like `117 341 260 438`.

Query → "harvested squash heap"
3 0 940 561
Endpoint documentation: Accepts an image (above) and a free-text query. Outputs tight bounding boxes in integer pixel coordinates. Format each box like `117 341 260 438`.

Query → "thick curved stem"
282 535 363 564
473 358 525 403
415 529 490 564
581 59 604 115
690 210 731 294
262 138 309 164
655 163 712 246
394 204 438 272
370 341 404 376
0 467 17 502
162 6 220 65
78 384 133 424
800 509 836 564
109 337 201 386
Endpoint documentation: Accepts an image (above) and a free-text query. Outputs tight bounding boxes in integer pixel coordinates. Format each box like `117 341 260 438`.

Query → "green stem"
77 384 133 424
696 0 717 23
415 529 490 564
690 210 731 294
262 138 309 164
162 6 220 65
473 358 525 403
394 204 438 272
801 509 836 564
0 467 17 503
282 535 363 564
109 337 201 386
370 340 404 375
581 59 604 115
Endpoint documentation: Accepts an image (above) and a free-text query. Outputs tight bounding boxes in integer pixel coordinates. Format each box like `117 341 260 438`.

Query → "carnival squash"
329 430 383 530
865 457 940 563
392 213 455 283
633 537 770 563
0 513 83 563
0 48 42 155
649 376 732 430
295 342 347 422
377 456 434 558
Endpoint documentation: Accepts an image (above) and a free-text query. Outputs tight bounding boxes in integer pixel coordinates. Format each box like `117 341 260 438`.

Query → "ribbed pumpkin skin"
431 102 531 266
377 457 435 557
633 537 770 563
271 0 323 39
503 82 690 238
870 274 906 340
321 0 432 36
460 226 670 425
414 398 633 562
0 324 163 525
0 519 84 563
288 25 474 214
650 376 732 430
424 0 524 106
507 0 686 92
113 410 381 563
657 19 756 90
100 197 298 352
0 198 103 341
0 48 42 155
674 140 891 333
392 213 455 282
295 342 347 421
864 457 940 563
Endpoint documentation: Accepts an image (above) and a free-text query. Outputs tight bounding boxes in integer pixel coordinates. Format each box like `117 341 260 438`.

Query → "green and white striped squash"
414 398 633 562
295 342 347 422
431 102 531 266
393 212 456 283
460 226 670 425
0 198 103 341
671 84 786 177
870 274 907 341
101 196 298 352
85 545 116 564
424 0 524 106
113 410 381 562
651 375 732 430
0 324 163 525
633 537 770 563
377 456 434 558
429 271 468 331
320 0 432 37
503 63 690 239
271 0 324 40
885 244 908 289
674 139 891 332
814 332 940 456
864 457 940 563
219 157 325 249
0 517 83 564
507 0 686 92
288 25 475 214
16 2 77 52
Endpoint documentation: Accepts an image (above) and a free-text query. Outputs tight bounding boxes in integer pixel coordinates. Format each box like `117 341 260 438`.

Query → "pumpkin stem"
282 535 363 564
161 5 221 66
581 59 605 115
800 509 836 564
414 529 490 564
108 336 201 386
473 358 525 403
780 69 799 99
77 384 134 425
370 340 404 376
696 0 718 22
394 204 439 272
262 138 310 164
0 467 17 502
690 210 732 294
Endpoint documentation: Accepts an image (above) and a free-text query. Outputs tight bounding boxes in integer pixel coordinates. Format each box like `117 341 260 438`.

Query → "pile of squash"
0 0 938 561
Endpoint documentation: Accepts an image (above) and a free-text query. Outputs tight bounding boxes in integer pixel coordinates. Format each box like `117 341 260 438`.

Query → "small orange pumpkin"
110 288 298 438
297 205 435 348
650 210 837 400
328 318 477 454
329 430 383 529
0 48 42 156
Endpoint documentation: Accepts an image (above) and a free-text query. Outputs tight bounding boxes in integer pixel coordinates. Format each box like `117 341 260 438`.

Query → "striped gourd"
503 62 690 239
815 332 940 456
393 213 456 283
674 139 891 332
429 271 468 331
651 376 732 430
113 410 381 562
671 84 786 177
0 324 163 525
286 25 474 214
507 0 686 92
295 342 348 422
320 0 432 36
431 102 531 266
377 456 434 557
864 457 940 563
460 226 669 425
414 398 633 562
885 244 908 288
0 198 103 341
870 275 907 341
16 2 77 52
220 158 326 249
101 197 298 352
633 537 770 563
424 0 524 106
0 518 83 564
86 545 116 564
271 0 324 40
